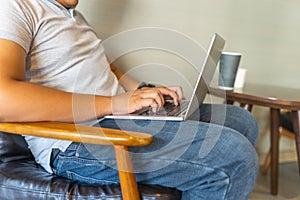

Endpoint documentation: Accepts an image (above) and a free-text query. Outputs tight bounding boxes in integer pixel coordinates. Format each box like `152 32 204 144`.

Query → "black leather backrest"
0 132 34 163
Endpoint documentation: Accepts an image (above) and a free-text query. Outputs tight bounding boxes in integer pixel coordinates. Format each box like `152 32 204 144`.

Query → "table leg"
292 111 300 174
270 108 280 195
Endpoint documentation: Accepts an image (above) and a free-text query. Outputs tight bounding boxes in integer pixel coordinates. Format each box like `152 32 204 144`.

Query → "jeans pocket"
55 143 119 185
66 170 118 185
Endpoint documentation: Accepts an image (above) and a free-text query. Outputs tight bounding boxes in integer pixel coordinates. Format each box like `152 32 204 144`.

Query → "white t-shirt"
0 0 120 173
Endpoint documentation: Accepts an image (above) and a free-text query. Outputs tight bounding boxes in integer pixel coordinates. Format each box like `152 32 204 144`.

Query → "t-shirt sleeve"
0 0 33 53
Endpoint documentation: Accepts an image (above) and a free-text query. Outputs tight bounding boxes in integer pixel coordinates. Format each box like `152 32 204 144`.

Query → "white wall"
78 0 300 88
77 0 300 154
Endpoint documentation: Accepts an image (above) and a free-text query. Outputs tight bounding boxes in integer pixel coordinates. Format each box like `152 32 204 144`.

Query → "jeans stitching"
66 170 118 185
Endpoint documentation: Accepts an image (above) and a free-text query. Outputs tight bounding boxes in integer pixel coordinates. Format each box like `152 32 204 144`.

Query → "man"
0 0 259 199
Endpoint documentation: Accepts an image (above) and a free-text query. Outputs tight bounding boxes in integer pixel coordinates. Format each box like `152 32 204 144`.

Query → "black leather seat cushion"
0 132 181 200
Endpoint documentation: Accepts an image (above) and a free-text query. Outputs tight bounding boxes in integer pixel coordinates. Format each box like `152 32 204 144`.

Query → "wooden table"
208 83 300 195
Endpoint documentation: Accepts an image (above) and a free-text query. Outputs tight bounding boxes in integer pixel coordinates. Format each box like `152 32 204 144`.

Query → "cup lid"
221 52 242 56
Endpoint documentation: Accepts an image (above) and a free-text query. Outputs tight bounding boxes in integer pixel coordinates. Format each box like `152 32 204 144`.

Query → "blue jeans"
52 104 259 200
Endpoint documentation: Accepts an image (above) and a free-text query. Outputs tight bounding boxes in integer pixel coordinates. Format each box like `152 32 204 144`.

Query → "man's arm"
110 63 140 91
0 39 112 122
0 39 182 123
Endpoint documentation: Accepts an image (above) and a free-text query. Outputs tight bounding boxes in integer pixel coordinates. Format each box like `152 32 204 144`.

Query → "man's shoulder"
1 0 43 15
2 0 35 8
0 0 43 54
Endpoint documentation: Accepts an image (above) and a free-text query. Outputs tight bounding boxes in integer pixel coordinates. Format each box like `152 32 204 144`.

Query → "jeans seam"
134 157 231 198
174 159 231 199
66 170 118 185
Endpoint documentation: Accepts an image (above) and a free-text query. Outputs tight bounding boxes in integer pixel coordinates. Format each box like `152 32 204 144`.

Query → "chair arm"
0 122 152 146
0 121 153 200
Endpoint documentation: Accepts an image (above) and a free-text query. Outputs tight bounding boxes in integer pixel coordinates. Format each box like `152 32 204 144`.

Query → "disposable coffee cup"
218 52 242 90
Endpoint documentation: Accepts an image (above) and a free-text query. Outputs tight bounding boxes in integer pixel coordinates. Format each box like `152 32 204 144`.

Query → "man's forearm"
0 80 112 123
110 64 140 91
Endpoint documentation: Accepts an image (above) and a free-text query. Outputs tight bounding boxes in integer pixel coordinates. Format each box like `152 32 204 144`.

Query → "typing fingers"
167 86 184 100
134 88 165 112
156 86 182 106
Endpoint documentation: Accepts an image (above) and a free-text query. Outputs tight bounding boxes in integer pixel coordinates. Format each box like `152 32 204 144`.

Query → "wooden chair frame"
0 121 153 200
263 126 295 174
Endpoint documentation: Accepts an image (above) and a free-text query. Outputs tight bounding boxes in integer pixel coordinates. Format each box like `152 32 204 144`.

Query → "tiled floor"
250 162 300 200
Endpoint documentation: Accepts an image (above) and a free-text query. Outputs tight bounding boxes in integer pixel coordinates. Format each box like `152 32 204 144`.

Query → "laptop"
105 33 225 121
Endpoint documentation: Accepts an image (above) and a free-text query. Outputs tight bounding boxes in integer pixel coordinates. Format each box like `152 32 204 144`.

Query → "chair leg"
114 145 140 200
291 111 300 175
263 150 271 175
262 127 295 175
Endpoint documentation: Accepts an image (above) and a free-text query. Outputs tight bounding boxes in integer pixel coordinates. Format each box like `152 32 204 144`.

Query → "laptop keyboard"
132 101 189 117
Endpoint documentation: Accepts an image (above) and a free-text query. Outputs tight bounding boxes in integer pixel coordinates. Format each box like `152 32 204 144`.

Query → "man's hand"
165 86 184 102
111 86 183 114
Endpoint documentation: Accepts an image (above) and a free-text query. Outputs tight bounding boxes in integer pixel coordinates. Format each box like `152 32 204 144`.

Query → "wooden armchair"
0 122 181 200
262 111 296 174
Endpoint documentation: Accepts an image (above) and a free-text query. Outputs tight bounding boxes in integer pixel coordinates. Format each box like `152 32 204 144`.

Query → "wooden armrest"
0 121 152 146
0 121 152 200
